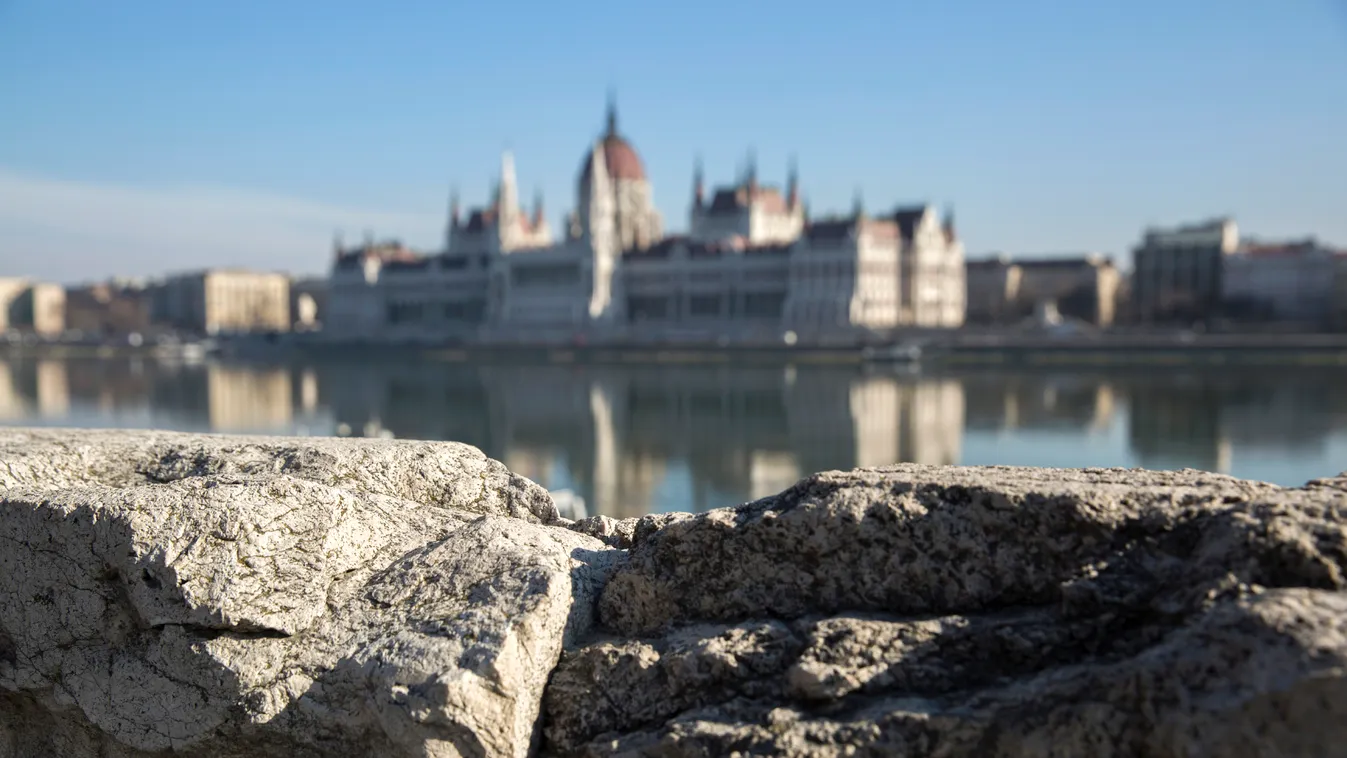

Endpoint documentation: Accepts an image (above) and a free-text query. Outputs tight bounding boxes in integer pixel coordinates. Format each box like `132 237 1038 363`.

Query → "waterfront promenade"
7 329 1347 367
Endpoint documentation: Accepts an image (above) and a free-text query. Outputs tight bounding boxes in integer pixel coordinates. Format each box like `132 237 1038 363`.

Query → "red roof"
580 134 646 182
1241 240 1320 258
861 219 899 241
705 185 791 215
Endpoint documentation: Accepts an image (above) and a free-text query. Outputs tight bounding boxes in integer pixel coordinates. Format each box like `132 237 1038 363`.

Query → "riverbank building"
325 100 965 344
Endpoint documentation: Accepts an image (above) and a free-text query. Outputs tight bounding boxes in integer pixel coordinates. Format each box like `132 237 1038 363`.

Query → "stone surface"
3 430 1347 758
0 427 559 524
548 464 1347 757
566 512 695 550
0 429 613 758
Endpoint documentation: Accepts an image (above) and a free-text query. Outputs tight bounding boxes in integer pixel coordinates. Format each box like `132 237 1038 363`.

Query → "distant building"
965 256 1021 325
1332 254 1347 332
0 278 65 336
152 269 290 336
965 254 1120 327
325 101 965 345
326 240 453 341
1131 218 1239 324
689 161 806 246
64 280 152 336
1221 239 1338 327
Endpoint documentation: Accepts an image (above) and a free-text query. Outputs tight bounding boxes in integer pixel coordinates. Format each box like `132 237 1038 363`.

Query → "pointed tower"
499 152 519 218
605 89 619 137
444 188 460 251
746 149 758 193
692 155 705 210
533 189 545 229
584 138 619 321
853 188 866 220
585 140 616 245
786 156 800 210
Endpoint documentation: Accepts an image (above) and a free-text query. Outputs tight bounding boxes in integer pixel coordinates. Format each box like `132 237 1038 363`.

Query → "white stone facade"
1221 239 1339 325
324 103 966 345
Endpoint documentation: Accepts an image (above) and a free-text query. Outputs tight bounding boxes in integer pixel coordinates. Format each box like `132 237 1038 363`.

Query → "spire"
500 151 517 206
585 136 614 238
333 230 344 256
746 149 758 191
693 155 705 209
605 89 618 137
533 188 545 226
787 155 799 209
449 187 460 229
852 188 865 221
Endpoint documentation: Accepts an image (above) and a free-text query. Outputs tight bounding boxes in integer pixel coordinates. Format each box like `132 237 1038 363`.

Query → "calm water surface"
3 355 1345 517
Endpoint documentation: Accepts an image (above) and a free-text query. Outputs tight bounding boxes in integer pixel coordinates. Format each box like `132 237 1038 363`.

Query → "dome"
579 102 647 182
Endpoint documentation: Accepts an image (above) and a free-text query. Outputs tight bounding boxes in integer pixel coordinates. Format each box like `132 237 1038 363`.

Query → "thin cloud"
0 170 442 284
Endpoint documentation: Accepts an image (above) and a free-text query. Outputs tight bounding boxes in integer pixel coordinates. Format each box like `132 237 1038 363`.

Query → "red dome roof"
579 103 646 182
581 134 646 182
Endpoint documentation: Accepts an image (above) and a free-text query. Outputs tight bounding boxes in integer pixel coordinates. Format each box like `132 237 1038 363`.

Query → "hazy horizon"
3 0 1345 283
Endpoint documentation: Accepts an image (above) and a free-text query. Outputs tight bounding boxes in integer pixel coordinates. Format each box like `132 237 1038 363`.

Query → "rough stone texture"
0 429 613 758
0 427 559 524
547 465 1347 757
566 512 695 550
4 429 1347 758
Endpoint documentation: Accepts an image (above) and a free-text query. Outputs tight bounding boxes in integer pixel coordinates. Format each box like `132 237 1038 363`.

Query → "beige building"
152 269 290 335
0 278 66 336
966 254 1121 326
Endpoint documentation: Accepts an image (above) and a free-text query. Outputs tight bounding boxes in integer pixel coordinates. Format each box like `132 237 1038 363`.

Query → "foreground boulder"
0 429 612 757
546 466 1347 756
0 427 559 524
1 429 1345 757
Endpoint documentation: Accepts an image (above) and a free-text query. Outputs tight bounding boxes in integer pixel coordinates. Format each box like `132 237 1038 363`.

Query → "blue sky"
2 0 1345 283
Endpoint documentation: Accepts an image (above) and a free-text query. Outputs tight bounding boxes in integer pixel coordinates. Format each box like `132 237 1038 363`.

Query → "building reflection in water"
0 358 306 435
0 363 23 420
208 367 293 432
35 360 70 418
1 356 1345 511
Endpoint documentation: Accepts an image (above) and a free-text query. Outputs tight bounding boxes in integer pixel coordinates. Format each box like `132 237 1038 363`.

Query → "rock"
556 590 1347 757
0 430 616 758
549 464 1347 757
597 465 1296 635
0 427 559 524
568 515 638 549
567 512 697 550
4 429 1347 758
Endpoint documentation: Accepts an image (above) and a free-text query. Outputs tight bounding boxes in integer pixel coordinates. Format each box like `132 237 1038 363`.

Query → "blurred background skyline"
3 0 1346 283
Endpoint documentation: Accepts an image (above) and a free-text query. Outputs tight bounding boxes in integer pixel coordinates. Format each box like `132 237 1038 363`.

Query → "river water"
2 355 1344 517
